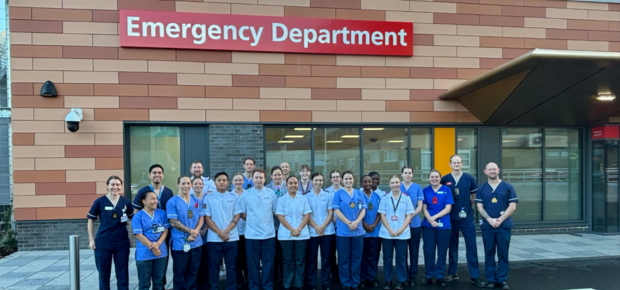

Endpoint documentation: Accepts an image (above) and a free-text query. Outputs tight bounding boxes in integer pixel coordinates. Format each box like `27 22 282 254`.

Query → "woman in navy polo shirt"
132 191 170 290
332 170 367 290
167 175 205 290
87 175 134 290
421 170 454 287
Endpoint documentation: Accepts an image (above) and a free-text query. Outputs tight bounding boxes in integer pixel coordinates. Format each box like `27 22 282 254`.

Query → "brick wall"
209 124 265 176
9 0 620 223
15 220 99 250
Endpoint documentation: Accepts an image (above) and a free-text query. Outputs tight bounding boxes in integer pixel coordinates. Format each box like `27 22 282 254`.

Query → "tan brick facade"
9 0 620 221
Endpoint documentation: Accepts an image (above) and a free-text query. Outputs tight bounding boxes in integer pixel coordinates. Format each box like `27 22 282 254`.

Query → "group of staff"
87 156 518 290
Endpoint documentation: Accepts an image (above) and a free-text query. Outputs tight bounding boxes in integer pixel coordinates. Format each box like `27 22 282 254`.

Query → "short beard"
193 172 202 178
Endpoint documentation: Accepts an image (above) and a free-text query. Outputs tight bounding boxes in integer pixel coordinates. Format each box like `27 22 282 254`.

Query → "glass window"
502 128 543 222
545 128 582 221
410 128 432 184
457 128 478 181
362 128 408 193
129 127 181 200
265 127 312 182
315 128 361 188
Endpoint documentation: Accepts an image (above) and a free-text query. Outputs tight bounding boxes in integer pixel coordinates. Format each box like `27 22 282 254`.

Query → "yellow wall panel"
434 128 455 177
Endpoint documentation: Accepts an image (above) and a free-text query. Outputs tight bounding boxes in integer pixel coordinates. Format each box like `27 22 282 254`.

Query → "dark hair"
271 166 283 175
192 177 204 185
329 170 342 178
140 191 157 208
311 172 323 181
243 157 255 165
361 175 371 182
149 164 164 174
369 171 380 178
298 164 311 172
252 168 266 178
342 170 354 179
286 175 299 184
106 175 123 185
449 155 461 163
177 175 192 184
401 166 413 173
428 169 442 178
191 160 203 167
214 171 229 180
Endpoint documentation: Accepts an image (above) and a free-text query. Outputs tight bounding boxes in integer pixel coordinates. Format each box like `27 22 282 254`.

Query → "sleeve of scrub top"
405 197 415 215
166 197 178 219
275 197 285 216
445 187 454 205
470 175 479 194
422 188 429 205
416 186 424 202
162 211 171 228
507 184 519 203
127 201 135 218
233 197 243 215
303 197 312 215
240 194 247 214
131 212 142 234
132 191 143 210
331 190 341 209
377 196 387 215
360 191 368 209
272 191 278 213
87 198 100 220
327 191 335 210
475 184 484 204
204 198 212 217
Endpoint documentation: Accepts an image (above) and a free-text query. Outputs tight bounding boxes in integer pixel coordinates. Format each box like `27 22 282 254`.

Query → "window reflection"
545 128 582 221
315 128 361 188
265 128 312 183
410 128 432 184
457 128 477 181
363 128 408 193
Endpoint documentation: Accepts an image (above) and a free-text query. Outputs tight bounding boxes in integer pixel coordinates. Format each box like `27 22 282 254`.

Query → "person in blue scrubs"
440 155 484 286
232 173 248 289
265 166 288 285
305 172 334 290
240 168 278 290
369 172 386 196
378 175 415 290
205 172 243 290
242 158 256 190
475 162 518 290
325 170 342 283
277 176 312 290
132 164 174 290
190 160 216 195
399 166 424 286
360 175 381 289
167 175 205 290
191 177 210 290
332 170 367 290
87 175 134 290
132 191 171 290
298 164 313 195
421 170 453 287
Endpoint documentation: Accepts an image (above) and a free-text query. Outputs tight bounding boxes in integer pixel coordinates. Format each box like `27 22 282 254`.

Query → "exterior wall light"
40 80 57 97
597 94 616 101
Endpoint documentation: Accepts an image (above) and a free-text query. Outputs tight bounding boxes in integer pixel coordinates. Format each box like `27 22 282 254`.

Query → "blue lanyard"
149 185 163 208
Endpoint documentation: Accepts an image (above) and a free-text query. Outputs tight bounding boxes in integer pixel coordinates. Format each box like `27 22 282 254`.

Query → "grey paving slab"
11 278 54 287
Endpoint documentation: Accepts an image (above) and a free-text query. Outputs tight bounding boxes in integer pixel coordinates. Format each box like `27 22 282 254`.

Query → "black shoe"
436 279 446 287
322 284 331 290
421 278 432 285
395 282 405 290
360 282 366 289
383 281 392 290
485 282 496 288
471 278 486 287
407 278 417 287
444 274 459 281
498 282 509 290
370 281 379 288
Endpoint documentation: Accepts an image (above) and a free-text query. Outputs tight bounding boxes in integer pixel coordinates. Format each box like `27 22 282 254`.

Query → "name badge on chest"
391 215 398 221
105 206 114 211
368 202 373 210
350 202 355 209
432 196 438 204
492 197 498 203
188 209 194 219
120 206 128 222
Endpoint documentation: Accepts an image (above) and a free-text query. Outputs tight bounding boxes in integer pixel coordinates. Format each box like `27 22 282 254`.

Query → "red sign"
119 10 413 56
592 126 619 139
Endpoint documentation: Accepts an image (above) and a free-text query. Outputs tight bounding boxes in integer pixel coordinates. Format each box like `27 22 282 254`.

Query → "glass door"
592 140 620 233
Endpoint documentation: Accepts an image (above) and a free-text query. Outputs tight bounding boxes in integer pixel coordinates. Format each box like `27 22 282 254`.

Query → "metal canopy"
439 49 620 126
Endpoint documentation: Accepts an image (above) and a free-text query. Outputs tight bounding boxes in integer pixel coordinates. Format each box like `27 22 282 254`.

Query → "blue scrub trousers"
136 257 167 290
246 238 276 290
481 228 511 283
208 242 239 290
448 220 480 278
280 240 308 289
336 235 364 288
422 227 450 279
407 227 422 280
382 239 408 283
236 235 248 284
306 235 333 286
94 246 130 290
171 247 202 290
361 237 381 283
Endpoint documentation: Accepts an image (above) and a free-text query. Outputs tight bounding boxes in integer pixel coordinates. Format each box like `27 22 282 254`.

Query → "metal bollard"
69 235 81 290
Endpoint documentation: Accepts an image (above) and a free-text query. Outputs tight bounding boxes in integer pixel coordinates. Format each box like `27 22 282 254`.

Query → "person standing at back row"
189 160 216 195
243 158 256 190
440 155 484 287
475 162 518 290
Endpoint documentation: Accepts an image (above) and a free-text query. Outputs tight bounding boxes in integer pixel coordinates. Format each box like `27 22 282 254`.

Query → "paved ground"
0 232 618 290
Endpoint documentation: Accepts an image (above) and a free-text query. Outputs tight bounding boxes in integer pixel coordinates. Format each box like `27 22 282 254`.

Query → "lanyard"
391 193 402 213
149 185 163 208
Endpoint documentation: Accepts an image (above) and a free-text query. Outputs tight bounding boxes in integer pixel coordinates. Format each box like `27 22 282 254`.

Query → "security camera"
65 108 83 133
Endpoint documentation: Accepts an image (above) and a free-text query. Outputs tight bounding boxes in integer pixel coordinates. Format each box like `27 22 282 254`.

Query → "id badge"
368 203 373 210
183 243 190 252
158 226 165 233
188 209 193 219
459 209 467 219
120 214 128 223
391 215 398 221
455 188 460 195
437 221 443 227
152 224 158 233
500 211 505 215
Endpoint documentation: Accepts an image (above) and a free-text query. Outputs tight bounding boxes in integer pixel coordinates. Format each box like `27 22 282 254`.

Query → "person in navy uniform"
440 155 484 287
87 175 134 290
242 158 256 189
475 163 518 290
421 170 453 287
132 164 174 290
332 170 367 290
167 175 205 290
360 175 382 289
132 191 171 290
